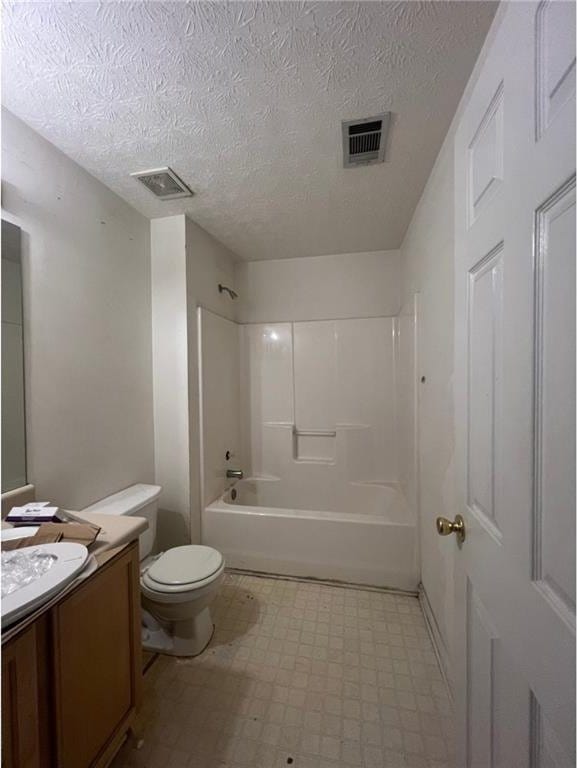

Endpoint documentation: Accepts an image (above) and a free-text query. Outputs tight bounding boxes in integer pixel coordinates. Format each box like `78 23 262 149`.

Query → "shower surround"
199 308 417 590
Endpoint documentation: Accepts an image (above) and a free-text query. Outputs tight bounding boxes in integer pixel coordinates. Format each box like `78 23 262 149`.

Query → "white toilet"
80 483 225 657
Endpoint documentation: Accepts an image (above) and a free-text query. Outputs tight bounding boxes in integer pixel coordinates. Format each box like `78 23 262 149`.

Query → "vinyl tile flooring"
111 572 454 768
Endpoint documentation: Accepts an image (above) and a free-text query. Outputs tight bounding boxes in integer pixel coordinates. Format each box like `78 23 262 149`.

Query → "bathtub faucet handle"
226 469 243 480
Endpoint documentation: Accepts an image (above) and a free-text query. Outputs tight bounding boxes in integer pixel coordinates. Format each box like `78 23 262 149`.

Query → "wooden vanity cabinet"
1 541 142 768
1 616 50 768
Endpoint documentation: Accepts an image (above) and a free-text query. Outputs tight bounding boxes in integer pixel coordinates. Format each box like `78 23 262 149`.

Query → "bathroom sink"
1 542 89 628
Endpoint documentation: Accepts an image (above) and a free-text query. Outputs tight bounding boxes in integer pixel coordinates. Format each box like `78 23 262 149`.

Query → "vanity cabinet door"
1 617 50 768
51 543 141 768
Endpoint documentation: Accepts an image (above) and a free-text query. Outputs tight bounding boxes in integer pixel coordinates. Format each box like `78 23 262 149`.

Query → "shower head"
218 283 238 300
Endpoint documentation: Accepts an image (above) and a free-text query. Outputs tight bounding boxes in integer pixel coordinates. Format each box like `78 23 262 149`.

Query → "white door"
453 2 575 766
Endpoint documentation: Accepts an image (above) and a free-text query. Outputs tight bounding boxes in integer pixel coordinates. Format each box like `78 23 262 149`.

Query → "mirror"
2 220 27 491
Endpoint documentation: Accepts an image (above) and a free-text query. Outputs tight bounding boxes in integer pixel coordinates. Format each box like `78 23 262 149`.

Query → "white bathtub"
203 478 418 591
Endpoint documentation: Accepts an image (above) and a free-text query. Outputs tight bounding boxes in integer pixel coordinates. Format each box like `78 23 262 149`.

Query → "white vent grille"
342 113 391 167
130 167 193 199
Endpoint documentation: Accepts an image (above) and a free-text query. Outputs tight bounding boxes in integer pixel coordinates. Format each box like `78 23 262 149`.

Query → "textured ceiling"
2 1 497 261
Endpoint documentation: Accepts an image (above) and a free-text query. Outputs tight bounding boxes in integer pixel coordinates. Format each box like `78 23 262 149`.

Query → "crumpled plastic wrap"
1 549 57 597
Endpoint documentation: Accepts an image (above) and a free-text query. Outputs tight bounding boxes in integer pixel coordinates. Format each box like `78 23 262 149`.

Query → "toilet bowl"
79 484 224 657
140 545 225 656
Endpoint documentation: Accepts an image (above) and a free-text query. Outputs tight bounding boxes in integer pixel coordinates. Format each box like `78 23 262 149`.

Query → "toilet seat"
141 545 224 594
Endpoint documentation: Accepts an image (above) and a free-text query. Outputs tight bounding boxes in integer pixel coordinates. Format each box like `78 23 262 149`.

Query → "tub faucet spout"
226 469 243 480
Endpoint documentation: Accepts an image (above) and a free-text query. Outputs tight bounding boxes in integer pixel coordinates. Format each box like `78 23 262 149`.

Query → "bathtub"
203 478 418 591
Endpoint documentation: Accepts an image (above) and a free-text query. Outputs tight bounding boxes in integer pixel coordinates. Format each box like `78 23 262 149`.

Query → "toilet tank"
80 484 162 559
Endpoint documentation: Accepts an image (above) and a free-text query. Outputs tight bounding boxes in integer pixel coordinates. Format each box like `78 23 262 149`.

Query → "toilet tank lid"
81 484 162 516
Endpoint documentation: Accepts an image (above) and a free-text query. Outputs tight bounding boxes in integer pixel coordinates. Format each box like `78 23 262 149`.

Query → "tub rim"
205 478 414 527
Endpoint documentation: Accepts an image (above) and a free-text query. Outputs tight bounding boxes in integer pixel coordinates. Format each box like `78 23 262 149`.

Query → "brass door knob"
436 514 466 545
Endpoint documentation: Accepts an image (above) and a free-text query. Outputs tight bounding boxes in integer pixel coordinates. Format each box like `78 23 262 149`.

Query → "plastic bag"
1 549 57 597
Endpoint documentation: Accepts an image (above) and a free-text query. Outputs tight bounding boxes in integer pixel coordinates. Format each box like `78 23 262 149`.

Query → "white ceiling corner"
1 1 497 261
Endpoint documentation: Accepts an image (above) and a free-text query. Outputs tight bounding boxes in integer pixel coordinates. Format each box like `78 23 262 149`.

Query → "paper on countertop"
40 522 101 547
6 505 61 523
2 531 64 551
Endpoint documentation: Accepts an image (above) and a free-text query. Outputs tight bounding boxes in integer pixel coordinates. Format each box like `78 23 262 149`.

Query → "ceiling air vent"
130 167 193 200
342 113 391 168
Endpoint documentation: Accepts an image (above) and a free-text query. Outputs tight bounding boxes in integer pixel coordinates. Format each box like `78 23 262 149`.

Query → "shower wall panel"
239 317 398 493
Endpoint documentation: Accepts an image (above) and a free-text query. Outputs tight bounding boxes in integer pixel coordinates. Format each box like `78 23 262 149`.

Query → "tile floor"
112 572 454 768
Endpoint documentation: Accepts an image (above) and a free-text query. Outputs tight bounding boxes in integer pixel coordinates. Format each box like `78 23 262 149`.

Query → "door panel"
533 179 576 618
466 582 498 767
468 82 504 226
467 242 504 539
536 0 576 138
454 3 575 766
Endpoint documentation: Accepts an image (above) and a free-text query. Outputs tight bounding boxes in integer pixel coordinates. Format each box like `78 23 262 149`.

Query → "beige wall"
1 108 154 510
395 296 418 517
151 216 190 548
397 4 504 692
235 250 400 323
199 310 241 507
151 214 238 547
186 217 238 542
400 137 457 684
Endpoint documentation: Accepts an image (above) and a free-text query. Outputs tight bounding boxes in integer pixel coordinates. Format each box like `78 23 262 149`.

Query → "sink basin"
1 542 89 628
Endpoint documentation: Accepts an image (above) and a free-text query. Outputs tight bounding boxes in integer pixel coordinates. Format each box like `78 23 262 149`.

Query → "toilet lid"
146 545 223 587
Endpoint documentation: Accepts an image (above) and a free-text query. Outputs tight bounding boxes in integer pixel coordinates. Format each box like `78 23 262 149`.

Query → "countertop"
1 511 147 643
2 510 147 556
64 509 148 556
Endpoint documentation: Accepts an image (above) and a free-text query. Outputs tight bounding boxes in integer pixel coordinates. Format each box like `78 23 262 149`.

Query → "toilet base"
141 607 215 657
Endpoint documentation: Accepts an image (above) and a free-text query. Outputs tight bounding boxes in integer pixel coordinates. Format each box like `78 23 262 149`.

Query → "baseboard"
221 551 418 592
227 567 419 597
418 584 454 701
